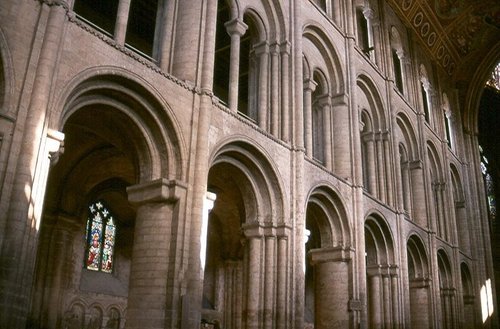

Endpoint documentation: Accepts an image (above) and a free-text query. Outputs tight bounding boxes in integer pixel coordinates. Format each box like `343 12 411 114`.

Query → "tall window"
356 7 373 57
85 200 116 273
480 149 497 221
392 49 403 93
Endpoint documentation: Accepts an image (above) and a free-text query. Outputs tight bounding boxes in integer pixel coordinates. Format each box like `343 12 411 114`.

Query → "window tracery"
85 200 116 273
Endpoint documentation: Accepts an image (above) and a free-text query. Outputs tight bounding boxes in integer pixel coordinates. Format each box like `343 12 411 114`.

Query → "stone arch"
305 184 351 248
395 112 419 161
395 112 425 224
407 234 431 329
365 213 399 328
427 141 448 239
32 70 185 328
463 42 500 134
437 249 456 328
358 75 393 204
357 74 387 130
460 262 475 328
57 71 184 183
203 139 286 328
450 164 470 254
302 24 345 94
304 184 353 328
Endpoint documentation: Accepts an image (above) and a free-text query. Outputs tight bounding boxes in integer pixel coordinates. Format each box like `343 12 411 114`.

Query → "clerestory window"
85 200 117 273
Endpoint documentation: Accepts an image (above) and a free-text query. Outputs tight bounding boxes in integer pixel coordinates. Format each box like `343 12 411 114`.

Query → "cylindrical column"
270 43 280 137
126 179 186 329
322 101 333 170
391 274 400 328
332 95 350 178
382 275 392 328
114 0 131 44
376 135 386 202
401 162 412 215
158 0 178 71
245 233 262 329
410 161 427 227
383 133 394 206
365 135 377 195
276 231 289 329
225 18 248 112
264 235 276 329
280 42 291 142
369 274 382 329
255 42 270 130
303 79 317 158
310 248 351 329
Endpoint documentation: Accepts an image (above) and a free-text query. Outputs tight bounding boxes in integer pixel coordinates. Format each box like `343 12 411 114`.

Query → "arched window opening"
390 27 405 94
392 49 403 93
356 7 373 58
85 200 117 273
442 94 453 149
360 111 373 194
480 148 497 221
421 82 431 123
238 15 260 121
213 0 231 106
311 72 327 164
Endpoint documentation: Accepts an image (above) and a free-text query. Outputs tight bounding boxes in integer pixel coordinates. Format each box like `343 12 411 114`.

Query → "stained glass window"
480 149 497 221
85 200 116 273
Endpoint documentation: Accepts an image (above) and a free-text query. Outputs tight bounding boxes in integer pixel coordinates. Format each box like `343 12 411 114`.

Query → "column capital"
308 246 354 265
332 93 348 106
279 41 291 55
127 178 187 205
225 18 248 37
47 129 65 166
242 222 264 238
303 79 318 92
253 41 269 56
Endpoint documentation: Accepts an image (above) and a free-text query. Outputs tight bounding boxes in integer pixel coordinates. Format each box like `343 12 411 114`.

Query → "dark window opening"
422 84 430 123
356 8 371 56
393 49 403 93
125 0 159 56
73 0 119 36
213 0 231 106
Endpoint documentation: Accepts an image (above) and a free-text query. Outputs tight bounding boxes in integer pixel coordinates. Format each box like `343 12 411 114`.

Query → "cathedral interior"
0 0 500 328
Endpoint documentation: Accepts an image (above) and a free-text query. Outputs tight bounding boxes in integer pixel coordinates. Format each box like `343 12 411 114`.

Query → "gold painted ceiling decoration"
387 0 500 80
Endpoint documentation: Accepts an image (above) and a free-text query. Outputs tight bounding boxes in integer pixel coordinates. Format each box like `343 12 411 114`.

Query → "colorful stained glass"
85 200 116 272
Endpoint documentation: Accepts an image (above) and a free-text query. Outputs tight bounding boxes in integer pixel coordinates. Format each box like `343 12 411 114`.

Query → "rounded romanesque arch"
406 234 431 329
31 71 185 329
365 213 399 328
203 139 286 328
304 184 352 328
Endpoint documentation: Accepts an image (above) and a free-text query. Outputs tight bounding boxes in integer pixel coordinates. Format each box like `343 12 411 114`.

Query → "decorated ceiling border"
388 0 458 76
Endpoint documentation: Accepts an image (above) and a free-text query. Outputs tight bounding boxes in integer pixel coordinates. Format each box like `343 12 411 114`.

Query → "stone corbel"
47 129 65 166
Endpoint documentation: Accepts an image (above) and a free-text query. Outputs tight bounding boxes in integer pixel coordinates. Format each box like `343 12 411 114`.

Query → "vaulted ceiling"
388 0 500 85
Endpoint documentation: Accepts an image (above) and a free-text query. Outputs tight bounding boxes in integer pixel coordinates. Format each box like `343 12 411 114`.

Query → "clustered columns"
331 94 350 178
126 178 187 329
303 78 318 159
366 266 400 328
308 247 353 328
432 181 447 240
225 18 248 112
440 287 457 328
241 223 290 329
360 130 393 205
